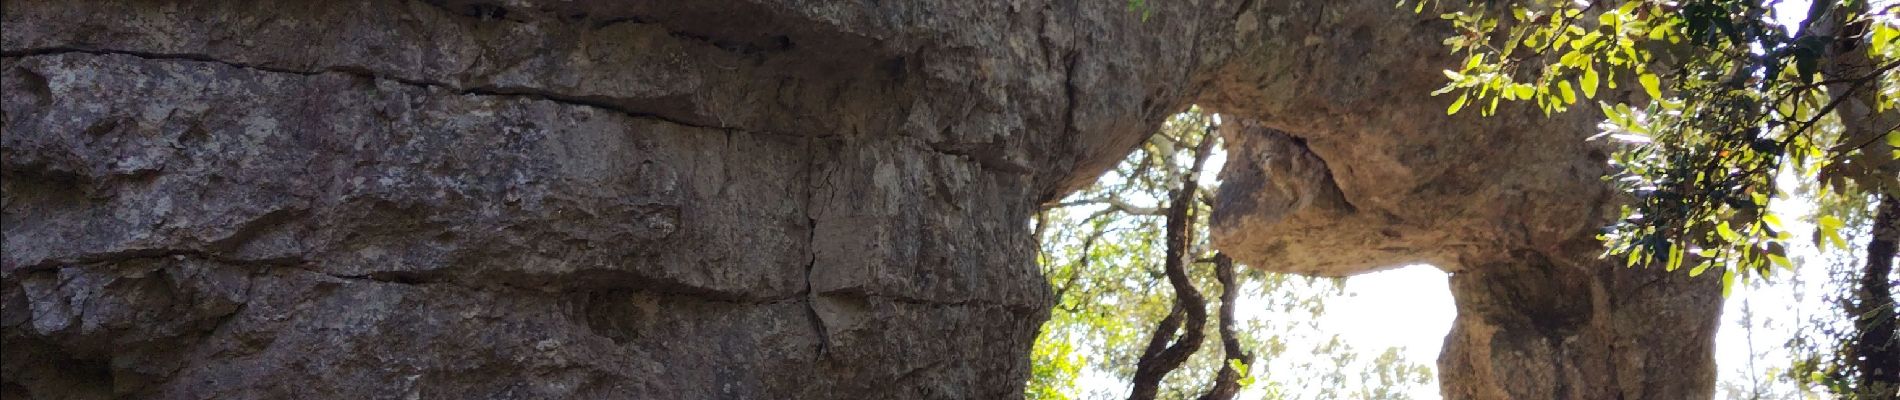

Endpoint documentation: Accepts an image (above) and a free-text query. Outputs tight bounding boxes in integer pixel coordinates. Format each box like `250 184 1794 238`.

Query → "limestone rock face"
1437 252 1722 399
3 0 1722 399
2 0 1233 398
1200 0 1615 277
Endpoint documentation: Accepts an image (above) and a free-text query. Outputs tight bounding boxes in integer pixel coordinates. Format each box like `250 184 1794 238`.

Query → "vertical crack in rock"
803 134 831 358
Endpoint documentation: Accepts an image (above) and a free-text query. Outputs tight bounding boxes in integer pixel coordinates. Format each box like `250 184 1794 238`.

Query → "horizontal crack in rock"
1 47 815 139
12 249 813 305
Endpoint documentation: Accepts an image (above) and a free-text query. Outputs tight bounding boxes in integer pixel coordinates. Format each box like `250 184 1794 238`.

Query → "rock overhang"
1194 0 1620 275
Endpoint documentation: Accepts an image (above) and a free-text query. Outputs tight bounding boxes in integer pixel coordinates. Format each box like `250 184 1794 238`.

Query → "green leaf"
1580 66 1600 98
1689 260 1712 277
1818 215 1844 230
1639 72 1662 99
1716 222 1740 242
1448 93 1468 114
1512 84 1535 100
1721 268 1735 297
1558 82 1577 104
1824 230 1849 250
1873 23 1896 54
1767 254 1793 271
1817 214 1849 250
1665 245 1684 271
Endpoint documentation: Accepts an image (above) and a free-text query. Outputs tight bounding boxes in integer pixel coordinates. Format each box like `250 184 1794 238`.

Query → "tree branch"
1197 253 1252 400
1848 194 1899 397
1128 122 1221 400
1050 196 1168 215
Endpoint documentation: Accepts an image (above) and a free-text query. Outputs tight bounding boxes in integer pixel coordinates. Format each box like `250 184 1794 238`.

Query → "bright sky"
1234 265 1454 400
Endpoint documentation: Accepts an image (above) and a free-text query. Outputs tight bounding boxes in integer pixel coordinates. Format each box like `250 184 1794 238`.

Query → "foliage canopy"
1413 0 1897 290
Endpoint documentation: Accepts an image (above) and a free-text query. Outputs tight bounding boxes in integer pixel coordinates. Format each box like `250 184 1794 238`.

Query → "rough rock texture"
1437 252 1721 399
1200 1 1724 398
1199 0 1614 276
1 0 1238 398
2 0 1721 399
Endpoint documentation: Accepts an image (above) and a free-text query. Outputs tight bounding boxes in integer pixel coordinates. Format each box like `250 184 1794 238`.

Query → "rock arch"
1 0 1716 399
1197 1 1722 398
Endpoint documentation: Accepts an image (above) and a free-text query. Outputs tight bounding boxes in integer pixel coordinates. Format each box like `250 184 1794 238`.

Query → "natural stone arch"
0 0 1719 399
1193 0 1723 398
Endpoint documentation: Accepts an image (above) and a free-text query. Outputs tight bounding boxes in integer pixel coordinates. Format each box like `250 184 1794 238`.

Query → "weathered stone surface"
1201 1 1724 398
2 0 1236 397
1437 252 1722 399
3 0 1723 398
1201 0 1615 276
1213 117 1721 400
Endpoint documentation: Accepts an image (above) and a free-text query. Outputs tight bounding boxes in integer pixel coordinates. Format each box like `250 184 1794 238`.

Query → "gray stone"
2 0 1722 398
1200 1 1723 398
4 0 1216 397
